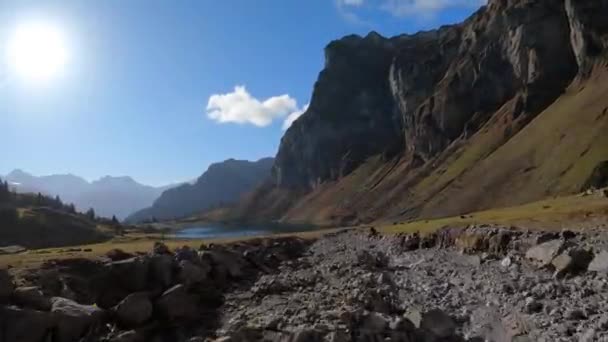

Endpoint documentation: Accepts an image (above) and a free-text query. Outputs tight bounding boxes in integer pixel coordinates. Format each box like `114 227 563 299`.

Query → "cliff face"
274 32 404 188
239 0 608 226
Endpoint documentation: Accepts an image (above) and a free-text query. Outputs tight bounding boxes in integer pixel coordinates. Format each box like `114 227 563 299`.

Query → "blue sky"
0 0 484 186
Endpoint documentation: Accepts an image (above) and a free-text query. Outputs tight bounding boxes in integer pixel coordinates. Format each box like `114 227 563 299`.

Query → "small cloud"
282 104 309 130
337 0 486 21
340 0 365 6
382 0 486 18
206 86 297 127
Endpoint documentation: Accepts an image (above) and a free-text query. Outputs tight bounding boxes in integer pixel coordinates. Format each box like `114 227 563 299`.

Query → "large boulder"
202 250 247 279
179 260 210 288
149 254 175 290
12 286 52 311
155 284 199 321
113 292 153 327
107 257 149 292
589 250 608 273
50 296 106 342
551 248 593 277
0 306 55 342
0 268 14 301
106 248 135 262
420 309 456 339
525 239 565 268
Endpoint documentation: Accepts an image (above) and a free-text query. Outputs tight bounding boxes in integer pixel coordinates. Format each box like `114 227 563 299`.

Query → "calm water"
171 224 317 239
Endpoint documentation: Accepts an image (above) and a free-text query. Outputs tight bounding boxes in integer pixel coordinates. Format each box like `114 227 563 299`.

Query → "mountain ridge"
230 0 608 226
3 169 176 220
125 157 274 223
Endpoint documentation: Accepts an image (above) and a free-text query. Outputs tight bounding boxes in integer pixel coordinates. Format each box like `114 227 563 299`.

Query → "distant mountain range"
3 169 177 220
125 158 273 223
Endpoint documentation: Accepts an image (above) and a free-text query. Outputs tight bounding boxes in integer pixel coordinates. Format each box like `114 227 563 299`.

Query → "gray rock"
179 259 210 288
0 245 27 254
51 296 106 342
501 256 513 268
203 249 248 279
113 292 153 327
525 297 543 313
110 330 144 342
588 250 608 272
525 239 564 267
0 306 55 342
552 249 593 277
149 254 175 289
107 257 149 292
420 309 456 338
0 268 15 301
13 286 51 310
156 284 199 320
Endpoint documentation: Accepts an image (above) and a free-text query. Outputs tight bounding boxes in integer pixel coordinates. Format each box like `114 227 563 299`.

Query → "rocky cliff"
240 0 608 225
126 158 274 223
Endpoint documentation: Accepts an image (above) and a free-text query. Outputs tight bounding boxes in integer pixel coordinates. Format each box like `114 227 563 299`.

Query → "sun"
6 22 68 83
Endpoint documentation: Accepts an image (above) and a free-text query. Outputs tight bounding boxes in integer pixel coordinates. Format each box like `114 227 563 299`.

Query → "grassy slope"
1 207 110 249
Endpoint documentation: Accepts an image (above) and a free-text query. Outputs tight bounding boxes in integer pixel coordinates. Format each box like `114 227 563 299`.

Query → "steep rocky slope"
126 158 273 223
236 0 608 226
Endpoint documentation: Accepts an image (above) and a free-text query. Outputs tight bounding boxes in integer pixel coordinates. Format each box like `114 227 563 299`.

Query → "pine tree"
111 215 119 225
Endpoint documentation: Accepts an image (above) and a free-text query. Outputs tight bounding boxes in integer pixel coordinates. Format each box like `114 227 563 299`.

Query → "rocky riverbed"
3 225 608 341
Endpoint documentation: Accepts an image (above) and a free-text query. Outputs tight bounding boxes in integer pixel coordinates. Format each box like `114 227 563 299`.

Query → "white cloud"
337 0 486 18
382 0 486 17
206 86 297 127
282 104 309 130
341 0 364 6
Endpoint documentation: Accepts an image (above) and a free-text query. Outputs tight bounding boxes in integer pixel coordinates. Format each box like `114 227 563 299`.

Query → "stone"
361 312 389 332
420 309 456 338
525 297 543 313
149 254 175 289
113 292 153 327
106 248 135 261
13 286 51 310
175 245 198 262
525 239 564 267
0 306 55 342
156 284 199 320
501 256 513 268
202 250 247 279
0 268 15 301
153 241 171 255
51 296 106 342
107 257 149 292
291 329 323 342
179 259 210 288
110 330 144 342
552 249 593 277
405 308 423 328
566 309 586 321
0 245 27 254
588 250 608 272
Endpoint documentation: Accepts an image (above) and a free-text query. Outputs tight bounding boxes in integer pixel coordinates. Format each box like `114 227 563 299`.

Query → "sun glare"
6 22 68 83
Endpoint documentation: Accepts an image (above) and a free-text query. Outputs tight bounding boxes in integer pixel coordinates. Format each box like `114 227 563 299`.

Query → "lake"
171 223 317 240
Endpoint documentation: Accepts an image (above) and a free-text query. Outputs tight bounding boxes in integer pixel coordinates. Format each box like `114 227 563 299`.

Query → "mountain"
4 170 174 220
232 0 608 226
125 158 274 223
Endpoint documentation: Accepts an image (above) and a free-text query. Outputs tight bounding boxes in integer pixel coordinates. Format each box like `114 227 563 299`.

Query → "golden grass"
2 190 607 270
0 228 338 270
379 191 608 234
